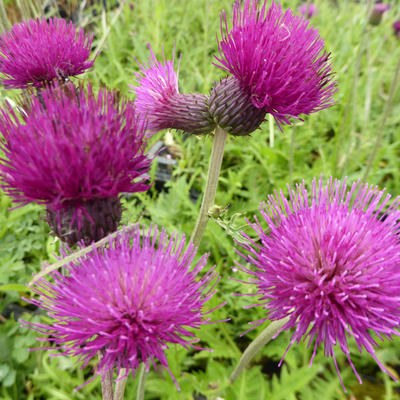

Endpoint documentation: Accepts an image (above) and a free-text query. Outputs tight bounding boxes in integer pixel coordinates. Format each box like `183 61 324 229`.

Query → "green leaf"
2 369 16 387
0 364 10 381
0 284 31 292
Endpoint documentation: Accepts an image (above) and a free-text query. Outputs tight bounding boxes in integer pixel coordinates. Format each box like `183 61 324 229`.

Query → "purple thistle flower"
213 0 336 130
298 3 317 18
0 18 94 89
235 177 400 389
0 83 151 245
133 46 215 135
369 3 391 25
22 225 221 388
394 20 400 38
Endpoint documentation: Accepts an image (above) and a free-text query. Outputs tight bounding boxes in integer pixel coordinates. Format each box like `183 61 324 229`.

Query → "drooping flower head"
236 177 400 388
298 3 317 18
23 225 221 388
0 18 94 89
369 3 391 25
133 45 215 135
212 0 336 131
393 20 400 38
0 83 151 245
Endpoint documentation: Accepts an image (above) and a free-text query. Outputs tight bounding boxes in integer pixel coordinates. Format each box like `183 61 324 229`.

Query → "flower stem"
136 364 147 400
362 53 400 182
101 370 114 400
114 369 127 400
229 317 289 383
289 126 296 185
29 223 139 285
190 126 228 247
269 114 274 147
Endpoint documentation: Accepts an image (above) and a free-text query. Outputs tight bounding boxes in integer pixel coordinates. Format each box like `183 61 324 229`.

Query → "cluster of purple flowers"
0 0 399 395
134 0 336 135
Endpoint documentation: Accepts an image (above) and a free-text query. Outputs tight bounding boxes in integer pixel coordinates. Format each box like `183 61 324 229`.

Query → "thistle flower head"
236 177 400 388
0 18 94 89
393 20 400 38
370 3 391 25
0 83 151 244
213 0 336 129
23 225 220 387
298 3 317 18
133 46 215 135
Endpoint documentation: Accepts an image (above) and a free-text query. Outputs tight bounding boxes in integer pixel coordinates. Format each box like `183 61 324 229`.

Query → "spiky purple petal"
132 46 215 135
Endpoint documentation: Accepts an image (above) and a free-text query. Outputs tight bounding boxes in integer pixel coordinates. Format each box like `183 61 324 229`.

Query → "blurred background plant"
0 0 400 399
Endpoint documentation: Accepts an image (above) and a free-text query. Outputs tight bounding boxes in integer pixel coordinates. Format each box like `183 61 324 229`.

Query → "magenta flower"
298 3 317 18
0 18 94 89
393 20 400 38
23 225 221 388
0 83 151 245
213 0 336 130
236 177 400 388
133 46 215 135
370 3 391 25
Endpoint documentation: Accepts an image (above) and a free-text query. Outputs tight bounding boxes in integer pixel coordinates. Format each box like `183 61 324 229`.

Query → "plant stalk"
136 364 147 400
102 371 114 400
190 126 228 247
289 127 295 185
230 317 289 383
29 223 139 285
269 114 274 147
99 352 114 400
362 53 400 182
114 369 128 400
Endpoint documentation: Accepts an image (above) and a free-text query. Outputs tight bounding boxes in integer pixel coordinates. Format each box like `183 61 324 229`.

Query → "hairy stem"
269 114 275 147
289 127 296 185
190 126 228 247
136 364 147 400
29 223 139 285
102 371 114 400
114 369 127 400
230 317 289 383
99 352 114 400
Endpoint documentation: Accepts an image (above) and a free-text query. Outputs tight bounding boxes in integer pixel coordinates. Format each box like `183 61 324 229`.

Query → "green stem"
136 364 147 400
230 317 289 384
269 114 274 147
190 126 228 247
114 369 127 400
362 53 400 182
29 223 139 285
289 127 295 185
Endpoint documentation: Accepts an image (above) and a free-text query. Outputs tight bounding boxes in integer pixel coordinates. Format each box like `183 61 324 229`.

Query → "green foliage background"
0 0 400 399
